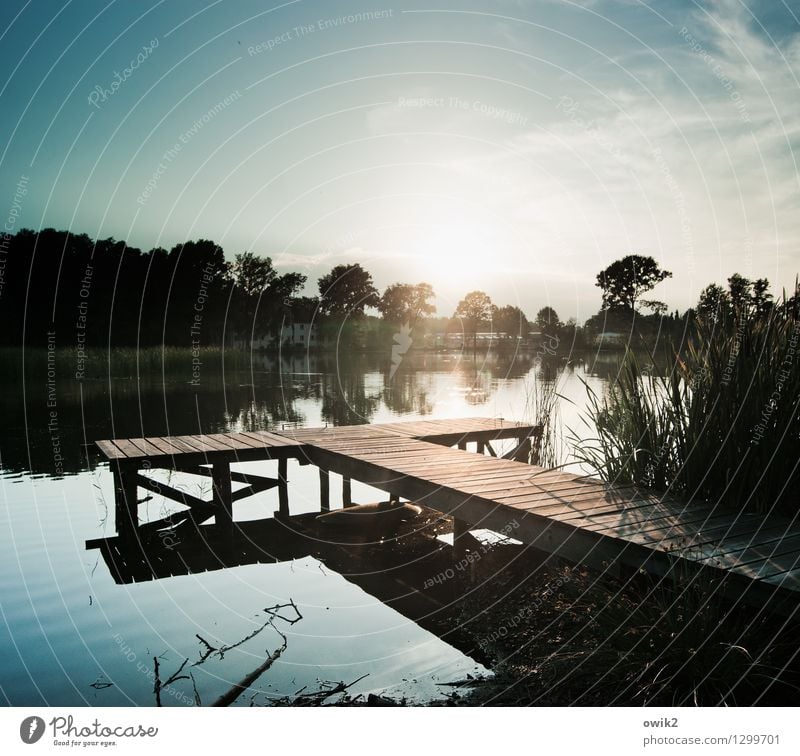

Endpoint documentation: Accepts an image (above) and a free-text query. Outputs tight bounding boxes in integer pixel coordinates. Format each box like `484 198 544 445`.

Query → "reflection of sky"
2 0 798 320
0 471 487 706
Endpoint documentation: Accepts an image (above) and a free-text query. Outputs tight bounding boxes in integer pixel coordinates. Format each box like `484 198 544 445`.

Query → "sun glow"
412 217 517 298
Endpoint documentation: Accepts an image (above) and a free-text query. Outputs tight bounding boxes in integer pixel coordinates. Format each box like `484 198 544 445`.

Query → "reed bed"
573 303 800 515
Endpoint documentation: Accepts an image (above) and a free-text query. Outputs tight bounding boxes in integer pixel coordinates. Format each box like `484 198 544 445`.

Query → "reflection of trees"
382 372 433 416
0 354 307 475
319 372 381 426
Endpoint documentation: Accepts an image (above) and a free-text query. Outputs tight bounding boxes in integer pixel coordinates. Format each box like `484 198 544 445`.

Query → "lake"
0 347 616 706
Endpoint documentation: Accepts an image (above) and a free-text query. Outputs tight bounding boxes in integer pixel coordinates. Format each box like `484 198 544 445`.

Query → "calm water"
0 348 616 706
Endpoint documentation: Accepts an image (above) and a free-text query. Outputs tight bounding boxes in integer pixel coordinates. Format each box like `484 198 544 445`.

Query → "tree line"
0 229 793 349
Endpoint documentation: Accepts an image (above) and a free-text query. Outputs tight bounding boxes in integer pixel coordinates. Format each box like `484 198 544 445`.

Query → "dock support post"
453 517 469 561
342 475 352 508
513 436 532 463
476 440 485 455
113 460 139 536
278 457 289 518
212 462 233 531
319 468 330 512
457 439 466 451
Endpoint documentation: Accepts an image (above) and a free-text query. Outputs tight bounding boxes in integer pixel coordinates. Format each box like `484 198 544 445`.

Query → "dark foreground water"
0 348 612 706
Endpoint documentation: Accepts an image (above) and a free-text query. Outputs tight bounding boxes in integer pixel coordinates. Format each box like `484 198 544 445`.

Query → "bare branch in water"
153 656 162 708
211 631 288 707
270 674 370 706
155 600 304 706
190 672 202 707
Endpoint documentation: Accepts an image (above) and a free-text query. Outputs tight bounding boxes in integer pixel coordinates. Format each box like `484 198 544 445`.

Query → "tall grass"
522 360 565 468
573 303 800 515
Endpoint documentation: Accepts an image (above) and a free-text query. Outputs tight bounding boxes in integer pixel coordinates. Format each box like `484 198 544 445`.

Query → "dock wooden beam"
113 460 139 536
319 468 330 512
278 458 289 517
212 462 233 531
342 475 352 508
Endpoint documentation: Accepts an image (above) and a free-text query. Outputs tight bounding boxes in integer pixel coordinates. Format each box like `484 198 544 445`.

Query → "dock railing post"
212 462 233 533
319 468 330 512
278 457 289 518
113 460 139 537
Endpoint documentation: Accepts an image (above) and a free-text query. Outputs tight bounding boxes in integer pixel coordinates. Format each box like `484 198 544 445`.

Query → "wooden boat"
316 500 423 529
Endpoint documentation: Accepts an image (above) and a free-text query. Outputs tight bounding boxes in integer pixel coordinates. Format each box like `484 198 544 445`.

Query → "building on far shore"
593 331 627 349
234 322 319 350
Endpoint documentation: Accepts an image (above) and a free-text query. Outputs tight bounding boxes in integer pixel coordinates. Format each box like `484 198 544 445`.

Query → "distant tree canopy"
492 304 529 338
454 290 493 346
378 282 436 324
596 255 672 312
696 273 772 323
317 263 379 317
230 251 306 337
535 306 562 335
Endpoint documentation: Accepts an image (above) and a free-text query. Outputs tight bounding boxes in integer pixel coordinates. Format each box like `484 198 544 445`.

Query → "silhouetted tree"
751 278 772 318
317 263 379 317
696 283 731 323
492 304 529 338
230 251 306 338
535 306 561 336
596 255 672 312
454 290 493 350
378 282 436 324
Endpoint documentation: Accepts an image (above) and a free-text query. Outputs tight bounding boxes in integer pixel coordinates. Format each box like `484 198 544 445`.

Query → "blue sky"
1 0 799 320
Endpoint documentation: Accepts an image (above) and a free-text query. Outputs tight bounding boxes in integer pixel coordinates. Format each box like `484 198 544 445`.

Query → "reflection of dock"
92 417 800 612
85 505 493 662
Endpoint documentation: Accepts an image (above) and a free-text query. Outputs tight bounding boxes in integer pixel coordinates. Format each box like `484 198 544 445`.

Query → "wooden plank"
128 438 170 457
96 439 127 460
231 477 279 502
135 474 207 510
198 434 240 451
221 432 265 449
111 439 145 458
161 436 200 455
763 568 800 591
150 437 189 456
171 435 213 453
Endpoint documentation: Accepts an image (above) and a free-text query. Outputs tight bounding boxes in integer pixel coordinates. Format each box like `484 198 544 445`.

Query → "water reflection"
1 348 553 476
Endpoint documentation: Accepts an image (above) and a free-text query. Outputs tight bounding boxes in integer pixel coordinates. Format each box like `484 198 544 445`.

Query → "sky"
1 0 799 321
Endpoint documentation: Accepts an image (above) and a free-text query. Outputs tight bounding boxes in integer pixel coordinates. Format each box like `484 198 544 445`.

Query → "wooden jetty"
93 417 800 613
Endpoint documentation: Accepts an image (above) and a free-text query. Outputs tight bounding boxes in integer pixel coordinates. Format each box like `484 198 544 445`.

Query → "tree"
535 306 561 336
492 304 529 338
317 263 379 317
454 290 493 349
378 282 436 324
231 251 306 336
696 283 731 322
751 277 772 318
596 254 672 312
727 273 752 313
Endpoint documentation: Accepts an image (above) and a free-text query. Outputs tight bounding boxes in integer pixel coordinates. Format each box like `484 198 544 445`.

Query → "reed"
573 302 800 515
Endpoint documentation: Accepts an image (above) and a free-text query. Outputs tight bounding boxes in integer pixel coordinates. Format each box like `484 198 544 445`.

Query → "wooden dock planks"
94 417 800 606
